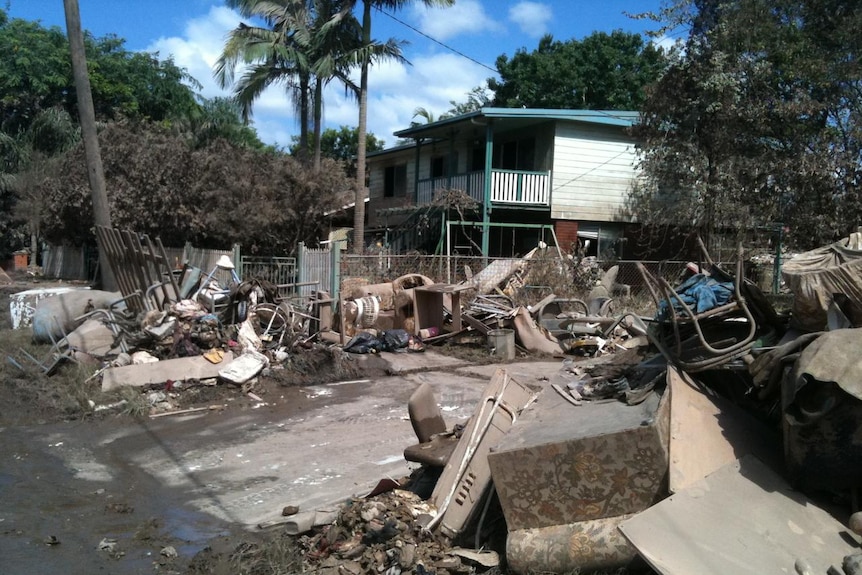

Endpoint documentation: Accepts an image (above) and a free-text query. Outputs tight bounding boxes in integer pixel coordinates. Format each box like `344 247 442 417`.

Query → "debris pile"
298 489 498 575
10 226 862 574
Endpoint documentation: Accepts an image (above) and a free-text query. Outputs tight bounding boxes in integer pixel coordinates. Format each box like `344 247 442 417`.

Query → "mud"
0 419 233 574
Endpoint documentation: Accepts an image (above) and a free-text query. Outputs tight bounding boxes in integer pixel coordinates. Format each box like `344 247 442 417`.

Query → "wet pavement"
1 354 562 574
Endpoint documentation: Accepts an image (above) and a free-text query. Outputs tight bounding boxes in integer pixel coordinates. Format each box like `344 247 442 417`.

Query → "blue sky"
7 1 672 148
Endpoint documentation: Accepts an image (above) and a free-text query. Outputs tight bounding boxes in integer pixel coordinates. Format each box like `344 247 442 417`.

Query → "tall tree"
0 9 201 135
217 0 399 172
337 0 454 253
629 0 862 250
489 31 667 110
216 0 316 154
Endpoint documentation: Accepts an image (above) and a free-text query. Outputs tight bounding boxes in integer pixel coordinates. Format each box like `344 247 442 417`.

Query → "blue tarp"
657 273 734 320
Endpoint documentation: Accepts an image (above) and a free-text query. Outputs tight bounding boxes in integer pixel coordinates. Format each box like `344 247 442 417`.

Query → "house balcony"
417 169 551 207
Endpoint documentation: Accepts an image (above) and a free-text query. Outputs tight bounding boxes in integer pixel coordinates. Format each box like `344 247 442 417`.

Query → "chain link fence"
340 251 694 313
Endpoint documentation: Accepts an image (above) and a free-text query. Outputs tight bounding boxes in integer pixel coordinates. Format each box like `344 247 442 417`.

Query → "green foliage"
489 30 668 110
192 97 268 150
288 125 384 175
0 9 269 259
0 10 203 134
628 0 862 250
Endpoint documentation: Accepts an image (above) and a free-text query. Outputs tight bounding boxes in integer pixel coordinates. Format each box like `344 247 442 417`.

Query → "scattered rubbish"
218 349 268 384
15 225 862 574
148 405 225 419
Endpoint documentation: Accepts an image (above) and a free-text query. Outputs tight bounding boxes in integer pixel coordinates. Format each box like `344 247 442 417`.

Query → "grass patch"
0 326 127 422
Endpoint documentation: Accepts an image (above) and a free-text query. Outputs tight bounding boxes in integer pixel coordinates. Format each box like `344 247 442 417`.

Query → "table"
413 283 472 336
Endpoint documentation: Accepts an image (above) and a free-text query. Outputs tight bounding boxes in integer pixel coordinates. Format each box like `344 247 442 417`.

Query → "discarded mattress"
782 233 862 331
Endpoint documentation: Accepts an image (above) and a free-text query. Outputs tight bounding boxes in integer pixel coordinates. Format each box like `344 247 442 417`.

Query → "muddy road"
0 360 511 574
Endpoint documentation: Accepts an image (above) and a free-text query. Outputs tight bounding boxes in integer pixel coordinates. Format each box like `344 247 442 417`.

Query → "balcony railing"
416 169 550 206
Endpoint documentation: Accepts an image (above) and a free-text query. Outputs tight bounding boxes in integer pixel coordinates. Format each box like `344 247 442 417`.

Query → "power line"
375 7 498 75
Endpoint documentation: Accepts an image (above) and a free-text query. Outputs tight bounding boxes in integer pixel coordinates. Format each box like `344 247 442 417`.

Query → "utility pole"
63 0 116 290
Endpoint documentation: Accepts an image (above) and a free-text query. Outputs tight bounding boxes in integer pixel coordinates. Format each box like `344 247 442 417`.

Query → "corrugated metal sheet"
298 245 331 296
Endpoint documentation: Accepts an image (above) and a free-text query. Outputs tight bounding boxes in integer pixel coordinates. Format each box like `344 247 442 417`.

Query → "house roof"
393 107 639 140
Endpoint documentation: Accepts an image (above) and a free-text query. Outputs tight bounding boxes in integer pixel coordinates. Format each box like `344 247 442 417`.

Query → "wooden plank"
461 313 492 335
667 367 781 494
620 456 860 575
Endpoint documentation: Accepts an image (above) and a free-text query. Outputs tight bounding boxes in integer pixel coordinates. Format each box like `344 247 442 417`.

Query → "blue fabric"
657 273 734 320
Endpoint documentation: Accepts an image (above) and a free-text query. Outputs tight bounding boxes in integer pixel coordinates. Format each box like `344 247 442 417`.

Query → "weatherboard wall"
550 122 638 223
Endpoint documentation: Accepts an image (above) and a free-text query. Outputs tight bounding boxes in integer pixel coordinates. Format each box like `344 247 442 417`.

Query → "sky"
7 0 672 149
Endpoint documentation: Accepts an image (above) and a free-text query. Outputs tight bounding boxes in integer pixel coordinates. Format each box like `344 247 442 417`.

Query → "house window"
430 152 458 178
470 147 486 171
384 164 407 197
494 137 535 171
430 156 445 178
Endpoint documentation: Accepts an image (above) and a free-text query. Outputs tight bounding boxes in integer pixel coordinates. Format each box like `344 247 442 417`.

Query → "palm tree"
337 0 455 253
216 0 315 156
217 0 402 173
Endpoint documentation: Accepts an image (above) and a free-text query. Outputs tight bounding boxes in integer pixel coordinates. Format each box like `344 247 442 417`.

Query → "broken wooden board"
667 367 781 494
101 351 234 391
620 456 860 575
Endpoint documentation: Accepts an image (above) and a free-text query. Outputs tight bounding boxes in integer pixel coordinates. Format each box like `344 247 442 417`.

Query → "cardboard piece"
667 367 780 493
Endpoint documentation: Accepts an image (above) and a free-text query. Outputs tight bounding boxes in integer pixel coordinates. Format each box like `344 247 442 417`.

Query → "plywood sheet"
620 456 859 575
667 367 780 493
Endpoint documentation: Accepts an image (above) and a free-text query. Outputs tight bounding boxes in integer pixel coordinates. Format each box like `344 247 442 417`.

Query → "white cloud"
652 33 683 53
508 2 553 38
321 52 488 148
146 6 240 99
411 0 503 42
140 4 489 149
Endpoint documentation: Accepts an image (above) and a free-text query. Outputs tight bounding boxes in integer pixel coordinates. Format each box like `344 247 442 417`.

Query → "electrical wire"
375 7 498 74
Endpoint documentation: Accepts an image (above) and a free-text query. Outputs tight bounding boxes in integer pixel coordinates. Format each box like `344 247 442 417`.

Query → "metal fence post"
297 241 305 286
232 243 242 278
330 242 341 303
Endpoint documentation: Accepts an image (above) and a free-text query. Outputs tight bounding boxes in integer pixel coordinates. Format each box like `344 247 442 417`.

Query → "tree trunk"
63 0 115 290
298 73 311 163
353 0 372 254
29 228 38 268
313 78 323 174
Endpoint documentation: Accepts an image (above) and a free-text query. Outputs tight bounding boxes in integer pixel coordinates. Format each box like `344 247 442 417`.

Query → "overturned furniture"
638 243 758 372
490 378 670 573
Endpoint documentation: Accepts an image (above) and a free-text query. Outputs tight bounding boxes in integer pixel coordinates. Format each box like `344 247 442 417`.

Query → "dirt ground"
0 272 526 575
